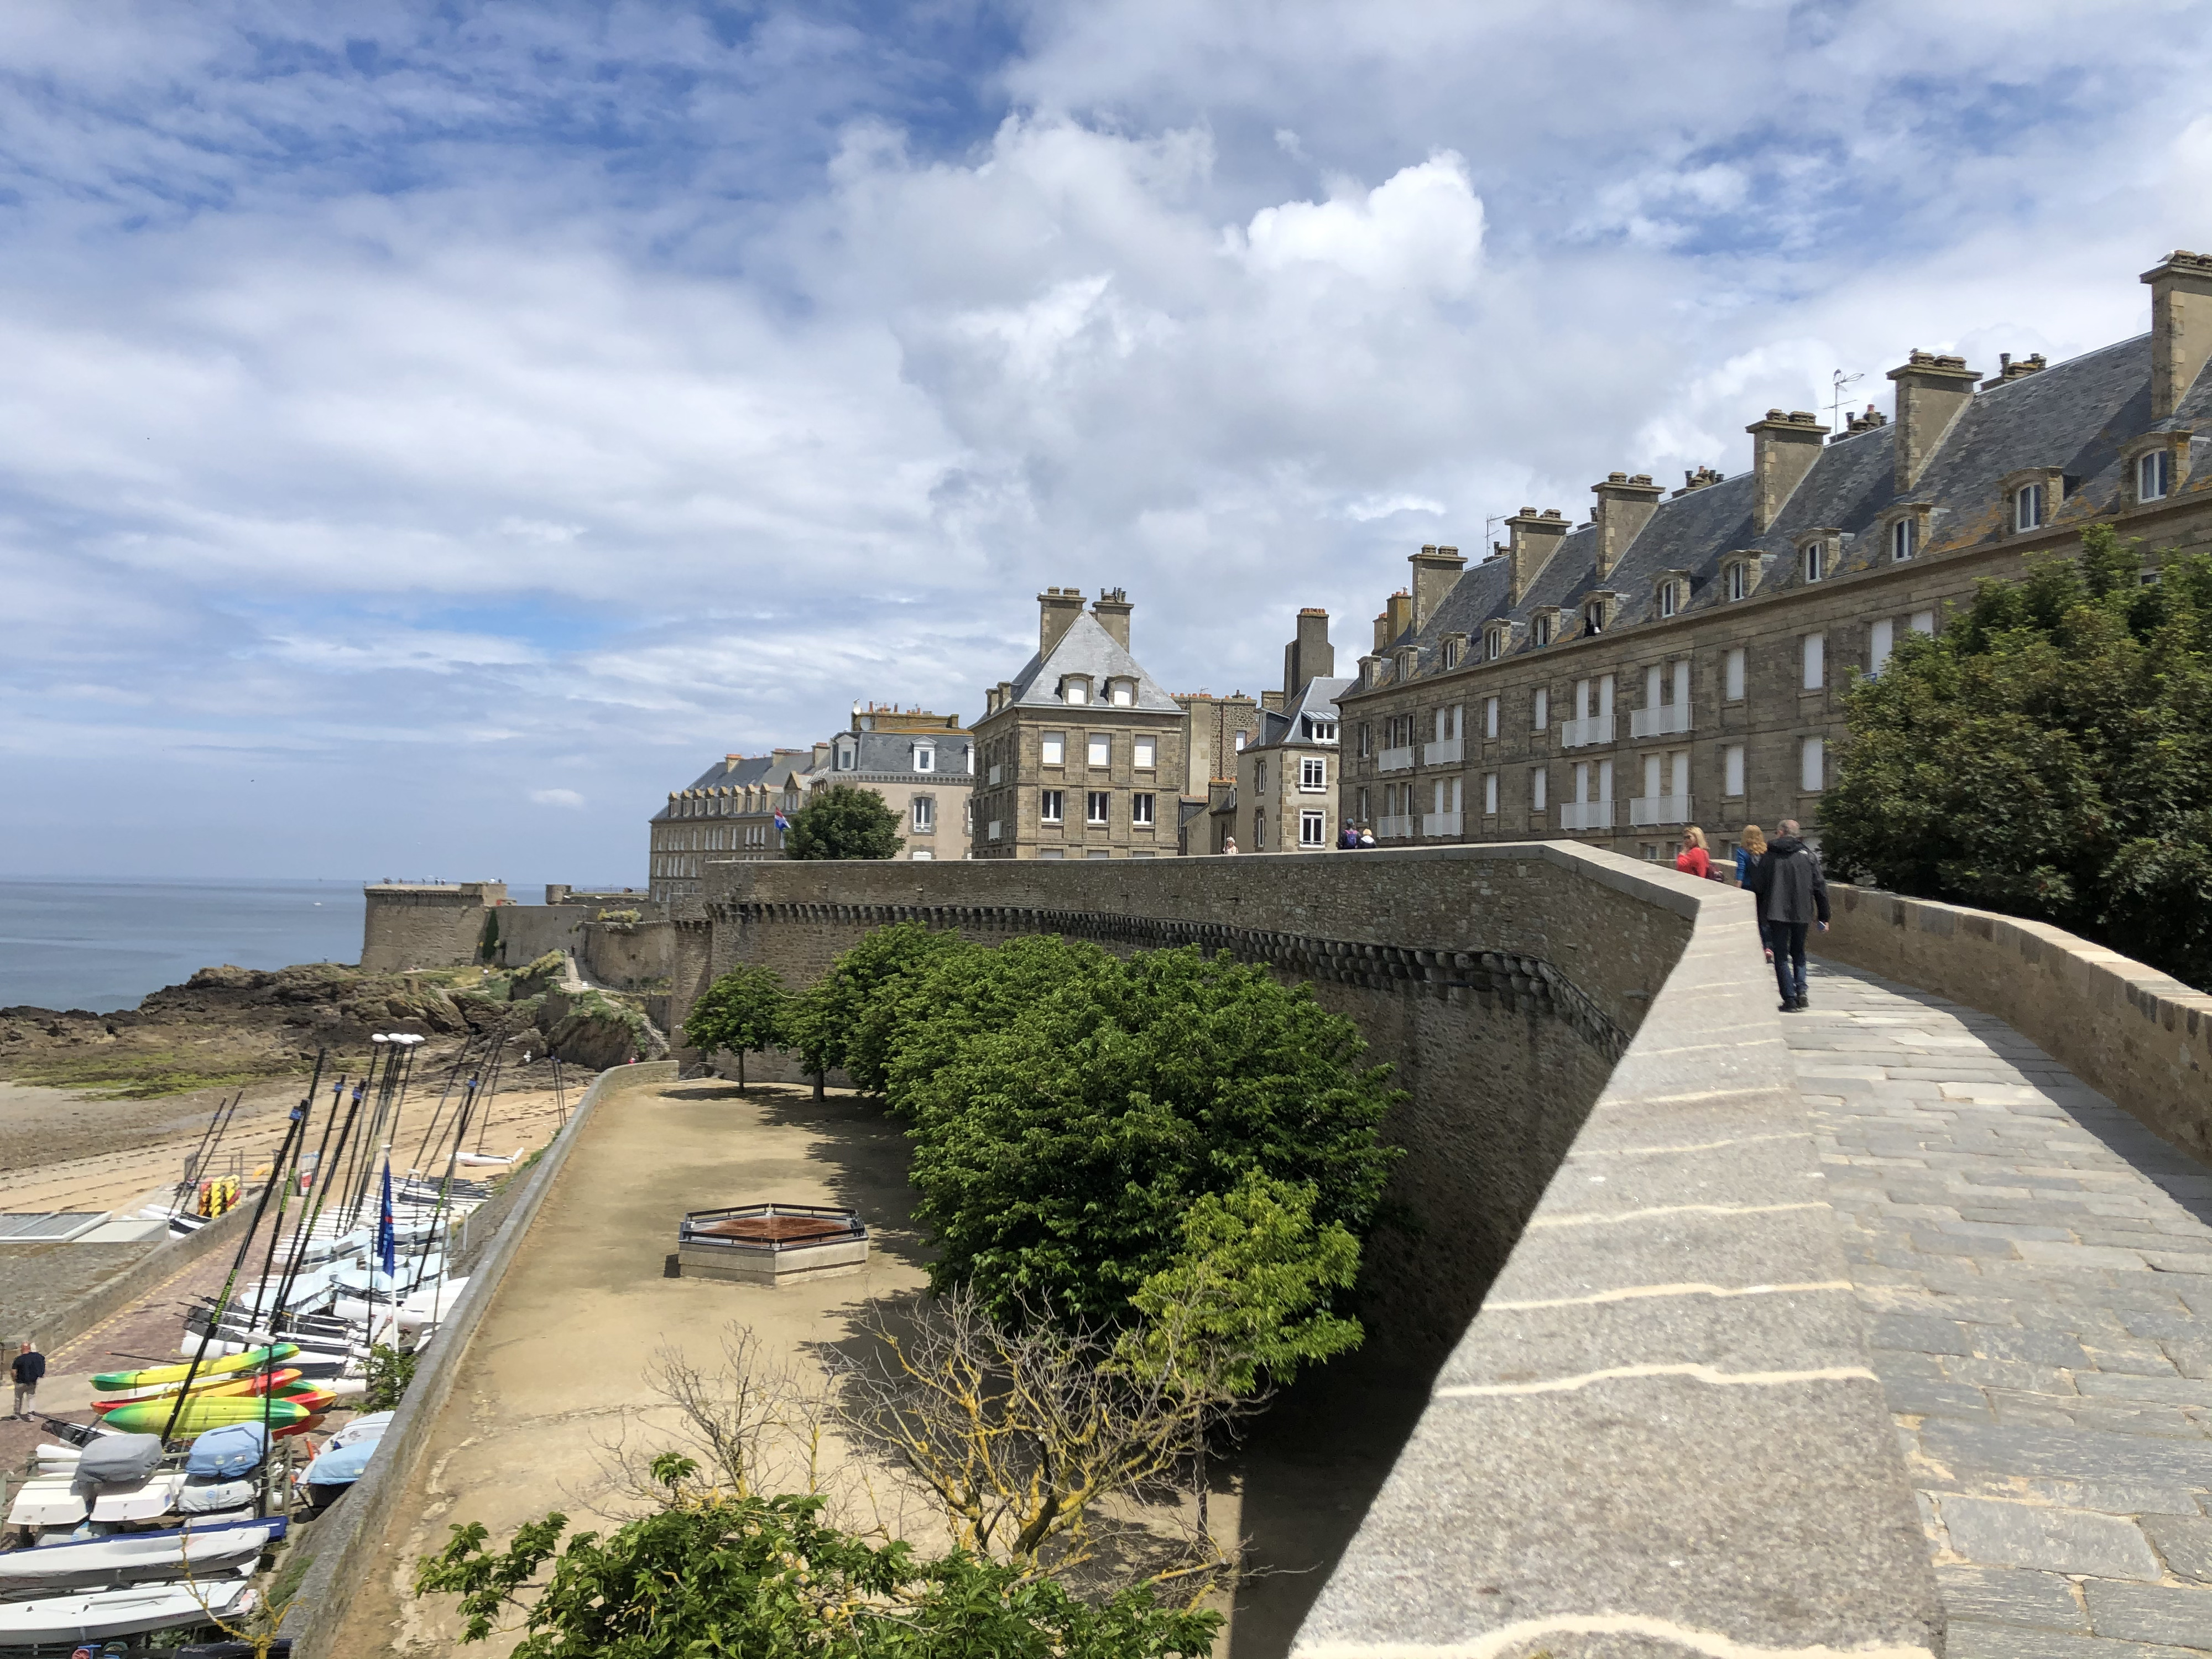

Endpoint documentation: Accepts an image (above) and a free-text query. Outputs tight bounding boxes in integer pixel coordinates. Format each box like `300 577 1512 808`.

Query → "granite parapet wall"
1821 882 2212 1159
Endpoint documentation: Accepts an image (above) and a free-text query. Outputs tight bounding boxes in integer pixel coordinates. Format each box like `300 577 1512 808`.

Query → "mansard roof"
651 751 810 822
829 729 974 777
1358 329 2185 692
1246 675 1354 752
1002 612 1184 714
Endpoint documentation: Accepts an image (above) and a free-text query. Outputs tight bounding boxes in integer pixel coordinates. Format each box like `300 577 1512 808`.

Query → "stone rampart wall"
359 884 504 973
1821 883 2212 1159
490 904 588 967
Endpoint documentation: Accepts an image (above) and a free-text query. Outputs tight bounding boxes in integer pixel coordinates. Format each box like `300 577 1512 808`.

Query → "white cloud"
530 789 586 809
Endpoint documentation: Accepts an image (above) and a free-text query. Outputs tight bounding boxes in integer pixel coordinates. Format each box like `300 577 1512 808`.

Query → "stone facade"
359 881 507 972
1233 608 1350 854
969 588 1189 859
813 706 974 860
1339 249 2212 868
649 750 814 904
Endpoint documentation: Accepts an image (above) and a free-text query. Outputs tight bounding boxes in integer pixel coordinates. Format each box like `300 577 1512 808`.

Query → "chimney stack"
1503 508 1571 605
1091 587 1133 651
1380 589 1416 645
1743 409 1828 534
1038 586 1087 656
1885 351 1978 493
2143 251 2212 420
1284 608 1335 700
1407 544 1468 630
1590 472 1663 579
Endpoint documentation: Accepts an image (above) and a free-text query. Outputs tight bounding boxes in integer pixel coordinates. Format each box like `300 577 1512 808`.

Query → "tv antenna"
1828 368 1865 434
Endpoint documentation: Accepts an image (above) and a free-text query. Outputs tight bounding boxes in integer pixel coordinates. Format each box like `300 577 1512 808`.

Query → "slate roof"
1246 675 1354 752
1361 330 2200 688
1003 612 1185 714
651 752 810 823
827 729 975 779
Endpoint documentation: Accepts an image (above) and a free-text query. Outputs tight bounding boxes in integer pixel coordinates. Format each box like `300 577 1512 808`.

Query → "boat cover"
303 1437 379 1487
185 1423 268 1477
76 1434 162 1485
325 1410 394 1451
178 1475 257 1514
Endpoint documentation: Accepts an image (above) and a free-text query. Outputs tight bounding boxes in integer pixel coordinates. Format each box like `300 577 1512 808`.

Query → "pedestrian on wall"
1749 818 1829 1013
1222 836 1240 855
1735 825 1766 888
1338 823 1360 849
12 1338 44 1418
1675 826 1712 880
1358 825 1376 848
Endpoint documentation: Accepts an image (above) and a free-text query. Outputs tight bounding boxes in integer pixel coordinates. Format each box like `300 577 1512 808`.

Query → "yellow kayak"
92 1369 303 1411
92 1344 299 1395
98 1396 312 1437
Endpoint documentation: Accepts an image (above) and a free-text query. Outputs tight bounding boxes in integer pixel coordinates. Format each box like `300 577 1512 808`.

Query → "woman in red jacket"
1674 825 1712 880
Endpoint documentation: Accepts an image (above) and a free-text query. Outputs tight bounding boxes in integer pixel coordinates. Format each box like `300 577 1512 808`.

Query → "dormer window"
1531 611 1556 648
1441 634 1466 669
1062 676 1091 705
1725 560 1749 602
1582 598 1611 635
2014 482 2045 531
836 742 856 769
1109 679 1135 707
1484 625 1506 661
1395 649 1417 681
1890 518 1918 561
1802 540 1827 582
1655 577 1683 619
2139 450 2171 503
914 745 935 774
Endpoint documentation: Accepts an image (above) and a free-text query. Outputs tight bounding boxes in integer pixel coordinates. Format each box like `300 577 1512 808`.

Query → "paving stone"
2018 1241 2154 1272
2076 1372 2212 1406
1936 1563 2089 1629
2145 1514 2212 1583
1947 1618 2207 1656
2083 1577 2212 1646
1938 1497 2163 1579
1945 1356 2083 1394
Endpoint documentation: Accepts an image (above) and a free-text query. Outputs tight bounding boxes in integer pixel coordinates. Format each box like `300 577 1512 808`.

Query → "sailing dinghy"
0 1578 257 1643
0 1516 286 1594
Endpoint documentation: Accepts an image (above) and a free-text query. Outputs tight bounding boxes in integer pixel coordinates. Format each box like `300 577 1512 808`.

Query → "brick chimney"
1407 544 1467 630
1744 410 1828 534
2143 250 2212 420
1091 587 1133 650
1384 589 1416 642
1979 352 2047 391
1590 472 1663 579
1504 508 1570 605
1038 586 1087 656
1885 351 1978 493
1284 608 1335 699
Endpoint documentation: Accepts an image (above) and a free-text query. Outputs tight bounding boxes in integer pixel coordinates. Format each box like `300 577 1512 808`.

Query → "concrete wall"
687 846 1940 1655
1822 883 2212 1161
359 884 505 973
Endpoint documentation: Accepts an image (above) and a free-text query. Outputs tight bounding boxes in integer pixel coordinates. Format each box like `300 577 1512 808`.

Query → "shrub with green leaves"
785 785 905 861
1824 526 2212 992
780 922 964 1088
682 964 788 1088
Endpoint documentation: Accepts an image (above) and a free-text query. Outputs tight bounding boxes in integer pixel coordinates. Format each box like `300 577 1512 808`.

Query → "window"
911 849 933 861
1532 687 1549 730
1357 723 1372 758
1110 680 1135 706
1134 735 1156 770
987 818 1002 843
1434 705 1461 742
1870 618 1895 676
1038 848 1066 860
914 745 935 773
1583 600 1607 634
1442 637 1463 669
912 797 935 832
2139 450 2171 503
1255 811 1267 851
836 742 857 769
1802 541 1827 582
1041 732 1066 766
1532 613 1554 647
1040 789 1064 823
1910 609 1936 636
1658 581 1678 618
1132 792 1156 826
1086 791 1110 825
1801 736 1825 792
988 761 1003 785
1890 518 1917 561
1483 772 1499 815
1300 755 1327 791
1299 809 1326 847
1301 717 1338 743
1802 633 1825 691
1726 561 1749 602
1484 696 1499 739
1355 786 1370 822
1724 743 1745 799
1255 760 1266 796
1530 768 1548 811
1087 733 1111 767
1064 677 1089 705
2015 482 2045 531
1485 627 1505 661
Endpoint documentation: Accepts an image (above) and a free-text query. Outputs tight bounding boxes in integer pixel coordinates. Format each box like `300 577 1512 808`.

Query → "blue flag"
378 1160 398 1279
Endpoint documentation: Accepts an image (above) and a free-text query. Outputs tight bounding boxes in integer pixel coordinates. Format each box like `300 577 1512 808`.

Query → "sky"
6 0 2212 885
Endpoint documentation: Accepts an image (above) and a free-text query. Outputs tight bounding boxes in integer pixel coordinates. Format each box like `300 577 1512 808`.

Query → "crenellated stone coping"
708 899 1630 1063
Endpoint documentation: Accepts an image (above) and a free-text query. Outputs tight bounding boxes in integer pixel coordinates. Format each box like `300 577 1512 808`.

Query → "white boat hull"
0 1578 257 1642
0 1517 285 1593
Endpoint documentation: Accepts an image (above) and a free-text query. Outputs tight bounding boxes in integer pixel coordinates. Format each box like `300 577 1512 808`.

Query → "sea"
0 877 371 1014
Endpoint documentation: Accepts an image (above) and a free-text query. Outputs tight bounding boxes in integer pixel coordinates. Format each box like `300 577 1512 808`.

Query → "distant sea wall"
359 883 670 989
358 883 507 973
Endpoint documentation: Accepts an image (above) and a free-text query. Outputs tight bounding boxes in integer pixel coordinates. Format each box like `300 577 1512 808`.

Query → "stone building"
648 750 815 904
813 705 975 859
970 588 1188 859
1233 609 1353 853
1338 248 2212 864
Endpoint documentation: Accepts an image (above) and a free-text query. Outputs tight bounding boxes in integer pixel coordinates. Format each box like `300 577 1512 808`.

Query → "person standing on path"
1675 826 1712 879
12 1339 43 1418
1749 819 1829 1012
1737 825 1773 963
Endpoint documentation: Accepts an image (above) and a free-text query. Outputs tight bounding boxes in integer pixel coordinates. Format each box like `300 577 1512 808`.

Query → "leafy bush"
681 964 788 1088
781 922 963 1087
785 785 905 860
1824 526 2212 991
415 1460 1219 1659
364 1342 421 1413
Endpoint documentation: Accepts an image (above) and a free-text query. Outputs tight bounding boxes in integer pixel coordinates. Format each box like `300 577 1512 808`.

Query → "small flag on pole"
378 1161 398 1279
773 811 789 832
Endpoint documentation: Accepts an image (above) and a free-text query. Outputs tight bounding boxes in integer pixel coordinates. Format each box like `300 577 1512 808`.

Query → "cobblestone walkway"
1792 958 2212 1657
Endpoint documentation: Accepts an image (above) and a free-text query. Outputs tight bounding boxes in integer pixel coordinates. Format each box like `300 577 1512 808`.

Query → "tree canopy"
1824 526 2212 992
681 964 789 1088
785 785 905 860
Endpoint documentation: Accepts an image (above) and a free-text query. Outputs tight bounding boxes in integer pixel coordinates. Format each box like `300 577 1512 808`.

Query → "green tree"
1824 526 2212 991
781 923 964 1089
785 785 905 861
414 1457 1219 1659
682 964 787 1089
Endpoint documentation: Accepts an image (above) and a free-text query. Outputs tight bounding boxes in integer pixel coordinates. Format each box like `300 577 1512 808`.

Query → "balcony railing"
1629 794 1692 828
1376 813 1416 839
1560 714 1615 750
1378 746 1415 773
1422 736 1464 766
1422 810 1463 838
1558 800 1614 831
1629 703 1693 739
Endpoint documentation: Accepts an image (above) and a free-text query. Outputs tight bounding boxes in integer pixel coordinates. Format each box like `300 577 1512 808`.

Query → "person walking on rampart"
1675 826 1712 880
1750 820 1829 1013
12 1338 44 1418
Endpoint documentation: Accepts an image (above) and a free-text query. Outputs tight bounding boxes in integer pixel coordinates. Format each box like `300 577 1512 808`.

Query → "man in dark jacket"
12 1339 44 1418
1749 818 1829 1011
